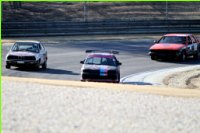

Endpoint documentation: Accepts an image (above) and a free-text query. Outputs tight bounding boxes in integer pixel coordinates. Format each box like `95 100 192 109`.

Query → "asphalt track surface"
2 36 200 82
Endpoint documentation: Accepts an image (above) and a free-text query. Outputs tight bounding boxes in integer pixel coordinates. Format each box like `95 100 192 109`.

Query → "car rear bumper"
81 79 119 83
149 51 181 59
81 73 119 83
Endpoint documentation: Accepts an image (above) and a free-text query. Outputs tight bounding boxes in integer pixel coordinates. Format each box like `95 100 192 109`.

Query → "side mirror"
117 62 122 66
80 60 84 64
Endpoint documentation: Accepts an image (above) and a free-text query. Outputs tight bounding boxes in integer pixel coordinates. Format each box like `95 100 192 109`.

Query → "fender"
179 46 188 55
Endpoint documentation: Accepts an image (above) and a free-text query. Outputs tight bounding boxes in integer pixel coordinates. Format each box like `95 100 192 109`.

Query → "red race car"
149 34 200 61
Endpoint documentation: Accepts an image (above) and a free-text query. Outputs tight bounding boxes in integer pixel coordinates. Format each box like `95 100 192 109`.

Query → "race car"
5 41 48 69
149 34 200 61
80 50 122 83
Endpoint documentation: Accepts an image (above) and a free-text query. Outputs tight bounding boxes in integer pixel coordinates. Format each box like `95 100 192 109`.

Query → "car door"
191 35 199 52
187 36 195 55
39 43 47 63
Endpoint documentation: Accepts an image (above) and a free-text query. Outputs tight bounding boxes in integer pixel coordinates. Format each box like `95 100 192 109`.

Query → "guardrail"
2 20 200 37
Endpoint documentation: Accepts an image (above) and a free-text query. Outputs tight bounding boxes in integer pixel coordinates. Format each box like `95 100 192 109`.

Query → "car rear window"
159 36 186 44
85 56 116 66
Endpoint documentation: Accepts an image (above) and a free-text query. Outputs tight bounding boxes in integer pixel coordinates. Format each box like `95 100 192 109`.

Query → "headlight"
35 55 40 61
176 49 183 56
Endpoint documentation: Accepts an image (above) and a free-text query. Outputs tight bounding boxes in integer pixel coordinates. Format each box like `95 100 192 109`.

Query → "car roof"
15 40 40 44
164 33 192 37
88 53 115 58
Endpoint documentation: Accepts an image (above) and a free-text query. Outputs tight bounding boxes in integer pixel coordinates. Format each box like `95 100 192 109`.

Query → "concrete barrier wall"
2 20 200 37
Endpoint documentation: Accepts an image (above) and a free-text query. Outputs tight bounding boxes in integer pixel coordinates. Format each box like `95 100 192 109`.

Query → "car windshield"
158 36 186 44
12 43 40 53
85 56 116 66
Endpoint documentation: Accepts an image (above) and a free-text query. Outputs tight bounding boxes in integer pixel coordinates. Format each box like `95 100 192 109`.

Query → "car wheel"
81 75 86 82
35 59 41 70
116 73 120 83
179 52 186 62
193 52 199 60
193 49 200 60
151 56 156 60
42 61 47 69
34 65 40 70
6 64 11 69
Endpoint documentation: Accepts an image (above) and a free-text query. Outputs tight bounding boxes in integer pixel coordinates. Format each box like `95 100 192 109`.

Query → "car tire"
6 64 11 69
151 56 156 60
42 61 47 69
81 75 86 82
193 53 199 60
35 65 40 70
35 59 41 70
193 49 200 60
179 52 186 62
115 73 120 83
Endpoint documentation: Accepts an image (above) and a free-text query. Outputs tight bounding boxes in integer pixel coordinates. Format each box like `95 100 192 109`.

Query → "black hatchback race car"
80 50 122 83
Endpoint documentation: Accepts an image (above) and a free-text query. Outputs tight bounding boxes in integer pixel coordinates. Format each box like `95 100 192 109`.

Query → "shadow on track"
154 58 200 65
13 67 80 75
121 82 153 85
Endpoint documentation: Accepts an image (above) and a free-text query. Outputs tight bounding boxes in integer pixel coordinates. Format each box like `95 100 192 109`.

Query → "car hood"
8 51 37 56
82 64 117 71
150 43 185 50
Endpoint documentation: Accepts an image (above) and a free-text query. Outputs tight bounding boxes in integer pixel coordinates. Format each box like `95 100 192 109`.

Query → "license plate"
100 73 107 76
17 61 24 64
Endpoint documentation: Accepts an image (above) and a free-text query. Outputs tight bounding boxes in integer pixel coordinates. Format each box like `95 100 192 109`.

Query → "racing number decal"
187 36 196 53
190 36 198 51
193 44 198 51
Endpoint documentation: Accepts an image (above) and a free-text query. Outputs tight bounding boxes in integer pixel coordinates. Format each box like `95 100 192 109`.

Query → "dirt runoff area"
164 68 200 90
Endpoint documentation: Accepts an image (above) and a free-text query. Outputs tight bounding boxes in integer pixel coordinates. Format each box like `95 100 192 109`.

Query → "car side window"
12 43 18 51
193 35 199 42
188 37 192 44
191 36 197 43
41 43 45 50
38 44 42 50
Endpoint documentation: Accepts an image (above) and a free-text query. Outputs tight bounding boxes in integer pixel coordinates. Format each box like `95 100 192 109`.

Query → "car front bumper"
6 60 40 67
81 72 119 83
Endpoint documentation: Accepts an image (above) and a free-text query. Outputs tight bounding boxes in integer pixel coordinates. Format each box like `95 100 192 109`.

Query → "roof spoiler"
85 50 119 54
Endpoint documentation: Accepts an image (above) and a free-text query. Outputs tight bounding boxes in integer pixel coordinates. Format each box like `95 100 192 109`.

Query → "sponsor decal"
100 66 108 76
